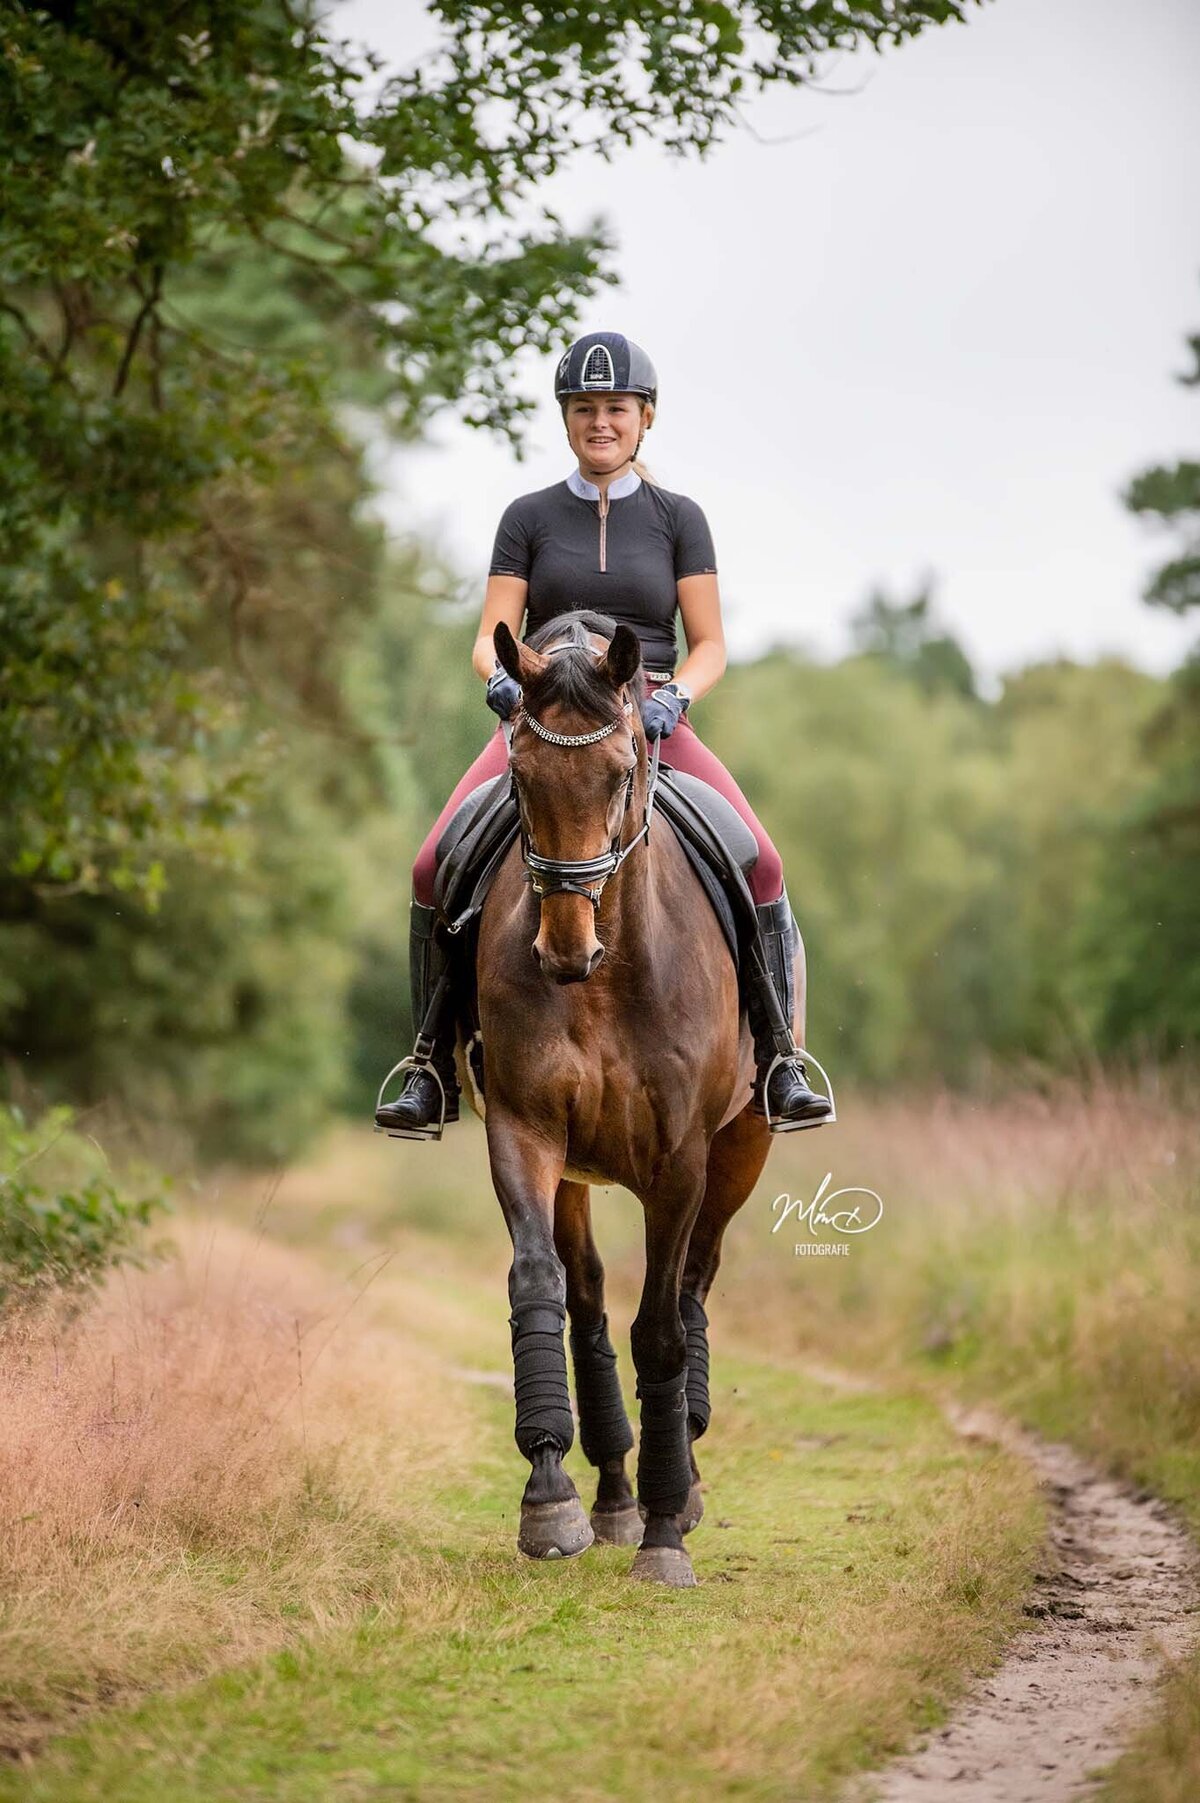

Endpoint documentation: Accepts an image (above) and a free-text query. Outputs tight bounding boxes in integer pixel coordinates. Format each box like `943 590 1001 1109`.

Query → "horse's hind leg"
486 1111 594 1561
553 1181 640 1545
678 1106 774 1528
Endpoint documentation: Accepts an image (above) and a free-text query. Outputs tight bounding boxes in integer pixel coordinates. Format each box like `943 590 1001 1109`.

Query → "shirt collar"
567 468 642 502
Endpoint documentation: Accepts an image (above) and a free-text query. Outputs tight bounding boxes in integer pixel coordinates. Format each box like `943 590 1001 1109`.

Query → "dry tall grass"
0 1211 464 1756
719 1069 1200 1515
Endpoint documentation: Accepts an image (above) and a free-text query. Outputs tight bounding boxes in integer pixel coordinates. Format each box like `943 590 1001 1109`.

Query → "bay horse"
471 612 807 1587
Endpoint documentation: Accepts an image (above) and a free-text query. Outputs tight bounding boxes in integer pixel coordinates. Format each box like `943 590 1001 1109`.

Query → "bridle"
507 648 663 910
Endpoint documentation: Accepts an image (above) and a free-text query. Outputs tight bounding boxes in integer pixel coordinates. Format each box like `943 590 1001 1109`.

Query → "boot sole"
374 1122 449 1141
374 1104 459 1141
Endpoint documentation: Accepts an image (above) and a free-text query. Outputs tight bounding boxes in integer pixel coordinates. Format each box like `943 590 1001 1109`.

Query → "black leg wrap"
635 1367 691 1516
569 1314 635 1467
679 1292 712 1440
510 1300 575 1460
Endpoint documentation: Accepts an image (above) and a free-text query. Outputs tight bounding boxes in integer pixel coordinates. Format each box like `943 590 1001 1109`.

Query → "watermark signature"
771 1173 883 1257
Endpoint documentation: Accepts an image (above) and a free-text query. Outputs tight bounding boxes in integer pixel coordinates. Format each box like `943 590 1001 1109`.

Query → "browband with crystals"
524 702 633 747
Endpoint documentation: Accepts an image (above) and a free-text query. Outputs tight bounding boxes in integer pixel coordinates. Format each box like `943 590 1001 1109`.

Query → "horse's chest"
565 1037 712 1176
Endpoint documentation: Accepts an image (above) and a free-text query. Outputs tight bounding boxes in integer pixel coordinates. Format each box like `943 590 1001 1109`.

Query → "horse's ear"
493 621 548 687
599 623 642 690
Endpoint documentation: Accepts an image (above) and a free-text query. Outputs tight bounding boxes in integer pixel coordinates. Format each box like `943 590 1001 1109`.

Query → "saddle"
433 764 759 972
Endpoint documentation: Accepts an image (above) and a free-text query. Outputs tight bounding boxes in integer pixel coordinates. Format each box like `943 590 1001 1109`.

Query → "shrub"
0 1106 167 1309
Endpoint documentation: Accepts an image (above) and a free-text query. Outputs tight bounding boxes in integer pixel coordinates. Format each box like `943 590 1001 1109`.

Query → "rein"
505 678 663 910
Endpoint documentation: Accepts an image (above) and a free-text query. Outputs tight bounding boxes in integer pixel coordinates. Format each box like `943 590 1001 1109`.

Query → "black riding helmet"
554 332 658 407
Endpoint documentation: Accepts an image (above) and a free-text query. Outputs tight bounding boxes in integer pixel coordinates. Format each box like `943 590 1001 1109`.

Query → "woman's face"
564 393 649 473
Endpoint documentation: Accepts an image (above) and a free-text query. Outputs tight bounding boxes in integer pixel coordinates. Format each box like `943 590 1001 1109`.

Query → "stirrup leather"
761 1047 837 1135
374 1047 452 1142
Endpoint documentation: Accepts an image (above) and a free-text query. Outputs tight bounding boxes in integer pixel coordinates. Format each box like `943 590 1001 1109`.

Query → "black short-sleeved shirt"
488 477 717 672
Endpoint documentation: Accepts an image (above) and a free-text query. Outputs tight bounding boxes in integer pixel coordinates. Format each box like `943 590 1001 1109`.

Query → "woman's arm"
472 574 527 684
672 573 728 703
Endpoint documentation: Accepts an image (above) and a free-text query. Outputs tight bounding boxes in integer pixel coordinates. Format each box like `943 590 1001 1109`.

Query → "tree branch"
112 265 164 398
0 298 55 366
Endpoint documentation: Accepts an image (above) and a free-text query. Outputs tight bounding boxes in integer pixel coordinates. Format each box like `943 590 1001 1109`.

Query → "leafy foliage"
1091 308 1200 1053
0 1105 167 1308
850 583 978 700
388 1 981 180
1124 326 1200 615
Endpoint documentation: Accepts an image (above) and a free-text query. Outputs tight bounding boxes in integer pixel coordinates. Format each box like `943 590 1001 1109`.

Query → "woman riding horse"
375 329 833 1139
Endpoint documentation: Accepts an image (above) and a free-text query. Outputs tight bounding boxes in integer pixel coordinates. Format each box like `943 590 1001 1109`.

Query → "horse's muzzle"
533 942 606 984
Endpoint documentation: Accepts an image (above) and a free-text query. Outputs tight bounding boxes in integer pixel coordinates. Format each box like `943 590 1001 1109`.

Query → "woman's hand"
641 684 689 741
485 669 522 720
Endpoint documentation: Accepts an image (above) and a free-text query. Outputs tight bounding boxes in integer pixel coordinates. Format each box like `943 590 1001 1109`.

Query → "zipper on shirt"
597 491 608 573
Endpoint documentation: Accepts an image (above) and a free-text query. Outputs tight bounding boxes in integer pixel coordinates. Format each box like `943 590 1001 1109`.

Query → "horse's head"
494 615 645 984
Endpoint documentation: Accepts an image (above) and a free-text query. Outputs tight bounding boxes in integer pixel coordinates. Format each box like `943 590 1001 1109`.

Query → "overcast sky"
338 0 1200 680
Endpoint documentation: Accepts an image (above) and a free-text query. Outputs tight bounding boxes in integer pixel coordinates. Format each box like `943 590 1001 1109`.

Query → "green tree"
994 660 1162 1061
1082 657 1200 1056
700 651 1014 1082
1084 308 1200 1055
850 581 978 700
1124 319 1200 616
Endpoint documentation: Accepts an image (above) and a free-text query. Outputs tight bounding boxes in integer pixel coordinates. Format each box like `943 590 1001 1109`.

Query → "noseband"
508 662 662 909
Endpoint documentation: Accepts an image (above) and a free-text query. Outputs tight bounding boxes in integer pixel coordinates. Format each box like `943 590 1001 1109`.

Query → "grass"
0 1340 1041 1801
0 1214 480 1759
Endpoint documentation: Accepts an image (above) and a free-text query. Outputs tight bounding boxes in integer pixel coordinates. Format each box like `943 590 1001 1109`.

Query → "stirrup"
374 1053 451 1142
762 1047 837 1134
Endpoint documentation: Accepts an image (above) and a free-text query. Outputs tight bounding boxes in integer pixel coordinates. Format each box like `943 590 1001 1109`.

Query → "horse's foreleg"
676 1104 773 1523
554 1181 639 1545
487 1112 593 1561
629 1158 709 1587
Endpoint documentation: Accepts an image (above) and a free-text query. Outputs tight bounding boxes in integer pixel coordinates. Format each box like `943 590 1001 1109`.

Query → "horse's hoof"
590 1503 643 1546
637 1482 705 1536
630 1544 697 1588
678 1481 705 1535
518 1497 595 1560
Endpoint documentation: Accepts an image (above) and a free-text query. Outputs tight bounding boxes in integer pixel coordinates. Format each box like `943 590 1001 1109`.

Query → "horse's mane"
523 611 646 722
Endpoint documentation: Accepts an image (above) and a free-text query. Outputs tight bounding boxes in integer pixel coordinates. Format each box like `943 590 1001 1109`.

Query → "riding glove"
486 670 522 720
641 683 689 741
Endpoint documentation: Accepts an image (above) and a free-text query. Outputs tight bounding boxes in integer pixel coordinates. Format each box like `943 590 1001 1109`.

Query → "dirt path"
856 1402 1200 1803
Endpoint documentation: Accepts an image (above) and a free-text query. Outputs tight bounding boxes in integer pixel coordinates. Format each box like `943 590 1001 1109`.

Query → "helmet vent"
581 344 615 389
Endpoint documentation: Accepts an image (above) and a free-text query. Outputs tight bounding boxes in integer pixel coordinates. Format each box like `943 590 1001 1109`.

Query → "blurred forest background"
2 1 1197 1167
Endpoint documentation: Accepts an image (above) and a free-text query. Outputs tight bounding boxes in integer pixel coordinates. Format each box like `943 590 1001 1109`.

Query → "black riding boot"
745 890 833 1132
374 900 461 1139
